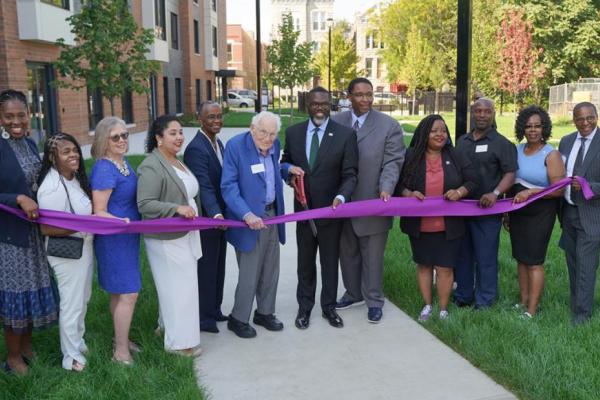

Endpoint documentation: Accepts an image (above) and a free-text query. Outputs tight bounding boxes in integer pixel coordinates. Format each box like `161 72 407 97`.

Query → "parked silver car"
230 89 258 100
227 92 255 108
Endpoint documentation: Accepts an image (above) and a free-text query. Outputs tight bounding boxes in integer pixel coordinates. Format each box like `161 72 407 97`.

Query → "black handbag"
46 176 84 260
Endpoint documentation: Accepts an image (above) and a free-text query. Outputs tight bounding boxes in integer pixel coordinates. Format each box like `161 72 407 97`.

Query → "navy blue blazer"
0 137 40 247
183 130 225 218
221 132 290 252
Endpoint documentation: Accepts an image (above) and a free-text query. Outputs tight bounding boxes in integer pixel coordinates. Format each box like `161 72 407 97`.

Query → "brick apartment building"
0 0 227 145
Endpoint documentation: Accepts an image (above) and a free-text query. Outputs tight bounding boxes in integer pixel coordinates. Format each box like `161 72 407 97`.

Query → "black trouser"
296 220 342 313
198 228 227 329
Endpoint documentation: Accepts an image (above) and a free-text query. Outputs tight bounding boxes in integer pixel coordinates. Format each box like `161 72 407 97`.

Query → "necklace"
105 157 130 176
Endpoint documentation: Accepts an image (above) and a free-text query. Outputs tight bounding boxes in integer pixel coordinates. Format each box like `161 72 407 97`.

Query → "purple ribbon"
0 177 593 235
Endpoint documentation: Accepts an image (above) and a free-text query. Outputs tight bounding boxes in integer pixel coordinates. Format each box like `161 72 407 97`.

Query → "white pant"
48 236 94 370
145 235 201 351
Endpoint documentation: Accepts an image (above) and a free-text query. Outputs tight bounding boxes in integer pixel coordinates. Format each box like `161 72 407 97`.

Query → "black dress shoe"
322 309 344 328
295 311 310 330
227 315 257 338
215 313 229 322
200 325 219 333
253 311 284 331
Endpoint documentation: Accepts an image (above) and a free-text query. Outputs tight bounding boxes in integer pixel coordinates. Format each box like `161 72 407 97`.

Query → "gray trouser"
562 205 600 323
231 211 280 323
339 220 389 308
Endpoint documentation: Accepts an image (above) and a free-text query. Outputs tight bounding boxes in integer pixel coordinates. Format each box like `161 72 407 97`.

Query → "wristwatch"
493 188 501 196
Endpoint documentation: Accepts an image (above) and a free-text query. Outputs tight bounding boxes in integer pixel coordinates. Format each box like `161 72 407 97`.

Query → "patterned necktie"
353 119 360 130
309 127 320 169
572 137 587 204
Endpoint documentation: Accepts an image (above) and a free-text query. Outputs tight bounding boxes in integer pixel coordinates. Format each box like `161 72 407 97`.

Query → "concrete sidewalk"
83 127 515 400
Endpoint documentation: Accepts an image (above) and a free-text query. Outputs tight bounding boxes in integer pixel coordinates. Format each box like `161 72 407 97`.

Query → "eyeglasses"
256 128 277 139
574 115 597 124
524 124 543 130
109 132 129 142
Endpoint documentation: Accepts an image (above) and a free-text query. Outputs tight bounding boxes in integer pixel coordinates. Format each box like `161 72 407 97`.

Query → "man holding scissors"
281 86 358 329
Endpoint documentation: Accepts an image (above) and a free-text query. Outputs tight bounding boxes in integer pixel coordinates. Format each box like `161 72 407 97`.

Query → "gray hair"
473 97 495 111
251 111 281 131
198 100 221 115
91 116 127 159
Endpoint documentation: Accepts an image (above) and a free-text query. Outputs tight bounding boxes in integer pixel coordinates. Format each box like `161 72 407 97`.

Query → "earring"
158 141 163 146
1 126 8 140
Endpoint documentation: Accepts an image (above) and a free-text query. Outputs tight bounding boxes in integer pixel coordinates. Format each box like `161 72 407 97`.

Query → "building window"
163 77 169 113
227 43 233 62
194 20 200 54
175 78 182 114
365 58 373 78
193 0 198 3
121 87 134 124
195 79 202 112
87 86 103 130
170 13 179 50
41 0 69 10
212 0 217 12
206 80 212 100
154 0 166 40
294 15 301 32
212 26 218 57
312 11 326 31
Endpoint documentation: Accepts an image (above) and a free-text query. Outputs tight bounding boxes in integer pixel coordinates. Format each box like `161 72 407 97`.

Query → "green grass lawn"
1 156 204 400
384 222 600 400
397 112 574 144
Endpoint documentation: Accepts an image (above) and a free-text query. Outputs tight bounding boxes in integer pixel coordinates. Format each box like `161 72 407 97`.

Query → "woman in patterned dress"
0 89 58 375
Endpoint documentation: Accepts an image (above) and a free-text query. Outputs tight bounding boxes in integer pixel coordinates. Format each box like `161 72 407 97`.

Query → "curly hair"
146 114 181 153
401 114 451 189
515 105 552 142
38 133 91 199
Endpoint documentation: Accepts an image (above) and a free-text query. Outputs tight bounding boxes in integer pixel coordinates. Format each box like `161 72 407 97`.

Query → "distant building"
353 4 389 92
270 0 333 54
0 0 227 145
226 24 267 91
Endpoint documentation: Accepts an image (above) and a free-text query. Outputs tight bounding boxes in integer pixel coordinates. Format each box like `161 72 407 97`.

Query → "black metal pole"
328 25 331 93
255 0 261 113
456 0 472 141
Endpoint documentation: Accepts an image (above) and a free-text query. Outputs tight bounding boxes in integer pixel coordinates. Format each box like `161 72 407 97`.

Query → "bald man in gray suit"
332 77 405 323
559 102 600 325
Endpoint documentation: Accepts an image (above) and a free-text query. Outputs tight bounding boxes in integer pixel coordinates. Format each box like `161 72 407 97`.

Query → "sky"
226 0 379 41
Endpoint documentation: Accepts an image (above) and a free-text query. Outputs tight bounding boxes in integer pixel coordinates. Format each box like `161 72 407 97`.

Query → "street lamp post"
327 18 334 93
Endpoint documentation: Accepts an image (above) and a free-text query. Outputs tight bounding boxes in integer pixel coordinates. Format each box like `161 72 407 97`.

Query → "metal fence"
549 79 600 117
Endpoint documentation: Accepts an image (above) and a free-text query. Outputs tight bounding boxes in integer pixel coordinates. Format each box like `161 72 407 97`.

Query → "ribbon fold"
0 177 593 235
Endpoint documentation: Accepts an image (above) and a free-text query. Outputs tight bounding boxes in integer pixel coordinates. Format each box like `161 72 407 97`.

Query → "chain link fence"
549 78 600 117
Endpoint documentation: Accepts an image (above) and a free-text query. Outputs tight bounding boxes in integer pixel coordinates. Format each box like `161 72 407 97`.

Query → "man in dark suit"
183 101 228 333
281 86 358 329
559 102 600 325
332 77 405 323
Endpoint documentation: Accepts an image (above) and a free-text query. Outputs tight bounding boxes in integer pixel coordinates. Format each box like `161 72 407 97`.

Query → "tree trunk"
278 86 281 115
289 86 294 124
412 92 417 116
434 90 439 114
109 97 115 116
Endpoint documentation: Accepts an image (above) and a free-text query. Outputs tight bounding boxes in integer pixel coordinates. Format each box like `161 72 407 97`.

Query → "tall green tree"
312 21 358 92
55 0 160 116
399 24 428 115
511 0 600 85
266 13 314 119
471 0 503 98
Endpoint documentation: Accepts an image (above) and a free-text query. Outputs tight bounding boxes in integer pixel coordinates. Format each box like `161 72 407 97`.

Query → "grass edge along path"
384 222 600 400
1 156 204 400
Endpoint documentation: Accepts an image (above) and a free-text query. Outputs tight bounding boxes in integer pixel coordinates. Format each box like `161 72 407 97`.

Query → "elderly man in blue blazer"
221 111 302 338
184 101 228 334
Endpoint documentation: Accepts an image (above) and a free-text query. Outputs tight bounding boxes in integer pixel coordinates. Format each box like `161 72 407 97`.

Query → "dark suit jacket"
184 130 225 218
397 146 479 240
559 131 600 236
0 137 40 247
281 119 358 225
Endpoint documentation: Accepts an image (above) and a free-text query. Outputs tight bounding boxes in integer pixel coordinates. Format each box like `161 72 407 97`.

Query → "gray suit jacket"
332 109 405 236
137 149 201 240
559 131 600 236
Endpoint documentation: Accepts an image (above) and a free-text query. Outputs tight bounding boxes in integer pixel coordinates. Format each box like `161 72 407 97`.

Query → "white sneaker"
439 310 449 320
418 305 433 322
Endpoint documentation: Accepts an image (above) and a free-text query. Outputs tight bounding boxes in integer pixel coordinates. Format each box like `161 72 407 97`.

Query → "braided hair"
401 114 451 189
0 89 28 110
38 133 92 199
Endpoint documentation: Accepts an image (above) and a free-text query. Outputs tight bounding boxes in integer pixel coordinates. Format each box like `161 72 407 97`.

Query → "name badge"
251 163 265 174
475 144 488 153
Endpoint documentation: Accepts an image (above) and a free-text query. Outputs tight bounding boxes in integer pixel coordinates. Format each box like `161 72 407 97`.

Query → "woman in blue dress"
0 90 58 375
90 116 141 365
